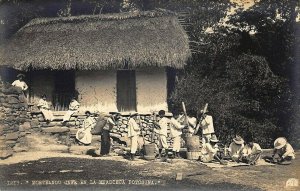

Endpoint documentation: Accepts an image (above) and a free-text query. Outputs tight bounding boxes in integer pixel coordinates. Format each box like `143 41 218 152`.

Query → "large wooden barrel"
143 144 156 160
185 135 201 151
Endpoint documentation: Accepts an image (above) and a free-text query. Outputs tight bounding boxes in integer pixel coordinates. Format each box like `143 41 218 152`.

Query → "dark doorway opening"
53 70 75 111
117 70 137 112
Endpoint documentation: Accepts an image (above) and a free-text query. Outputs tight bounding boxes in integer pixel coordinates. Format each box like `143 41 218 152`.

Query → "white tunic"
12 80 28 91
128 118 140 138
200 115 215 135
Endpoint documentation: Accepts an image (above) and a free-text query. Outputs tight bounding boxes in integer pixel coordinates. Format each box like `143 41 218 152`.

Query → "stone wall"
0 80 32 159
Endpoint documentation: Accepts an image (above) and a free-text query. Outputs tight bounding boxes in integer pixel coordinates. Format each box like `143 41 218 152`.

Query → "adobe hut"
0 11 191 113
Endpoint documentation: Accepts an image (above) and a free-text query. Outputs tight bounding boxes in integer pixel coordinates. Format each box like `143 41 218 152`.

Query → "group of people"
11 74 296 164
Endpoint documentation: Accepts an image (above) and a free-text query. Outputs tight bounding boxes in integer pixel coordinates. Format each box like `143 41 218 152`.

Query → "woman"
37 94 54 122
76 111 96 145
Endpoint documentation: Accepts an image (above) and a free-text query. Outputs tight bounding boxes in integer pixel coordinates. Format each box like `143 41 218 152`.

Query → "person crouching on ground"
37 94 54 123
76 111 96 145
170 113 185 158
228 135 244 162
100 113 120 157
264 137 295 165
241 137 262 165
200 135 227 165
153 110 170 160
62 97 80 124
127 112 140 160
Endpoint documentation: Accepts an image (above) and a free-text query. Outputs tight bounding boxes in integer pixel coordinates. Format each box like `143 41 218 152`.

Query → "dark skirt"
100 129 110 155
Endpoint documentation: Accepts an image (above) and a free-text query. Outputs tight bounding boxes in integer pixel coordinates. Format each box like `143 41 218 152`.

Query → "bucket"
186 151 202 160
143 144 156 160
185 135 201 151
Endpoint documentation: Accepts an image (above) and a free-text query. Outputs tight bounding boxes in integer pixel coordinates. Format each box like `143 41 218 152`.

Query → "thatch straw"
0 11 191 70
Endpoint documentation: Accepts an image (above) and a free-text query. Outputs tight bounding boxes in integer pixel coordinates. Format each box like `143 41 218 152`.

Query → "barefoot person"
100 113 120 156
62 97 80 124
154 110 170 160
76 111 96 145
197 110 215 144
200 135 227 165
170 113 185 158
264 137 295 165
37 94 54 122
241 137 262 165
127 112 140 160
228 135 244 162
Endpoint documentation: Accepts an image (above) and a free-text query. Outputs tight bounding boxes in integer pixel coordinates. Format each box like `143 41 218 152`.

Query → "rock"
5 132 19 140
13 145 29 152
42 126 70 133
0 149 13 159
19 122 31 131
5 140 17 147
6 96 19 104
30 119 39 128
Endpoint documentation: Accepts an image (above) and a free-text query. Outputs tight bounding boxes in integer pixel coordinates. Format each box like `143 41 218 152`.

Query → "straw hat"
274 137 287 149
17 73 25 78
210 134 219 143
233 135 244 145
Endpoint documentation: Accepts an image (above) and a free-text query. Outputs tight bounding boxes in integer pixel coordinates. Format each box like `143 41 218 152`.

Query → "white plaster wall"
136 68 168 112
30 71 55 105
75 70 117 112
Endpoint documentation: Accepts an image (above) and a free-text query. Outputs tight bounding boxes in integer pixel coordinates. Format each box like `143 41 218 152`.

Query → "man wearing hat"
264 137 295 165
37 94 54 122
12 74 28 91
200 135 227 165
197 110 215 144
154 110 170 160
228 135 245 162
241 137 262 165
127 112 140 160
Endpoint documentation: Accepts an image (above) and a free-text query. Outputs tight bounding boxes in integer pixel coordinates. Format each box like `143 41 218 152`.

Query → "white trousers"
40 109 54 121
130 136 138 154
62 110 76 122
172 136 181 152
158 135 168 149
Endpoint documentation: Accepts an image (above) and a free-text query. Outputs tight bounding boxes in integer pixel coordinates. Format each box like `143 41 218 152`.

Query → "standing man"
154 110 170 160
37 94 54 122
127 112 140 160
100 113 120 157
62 97 80 124
170 114 185 158
197 110 215 144
12 73 28 97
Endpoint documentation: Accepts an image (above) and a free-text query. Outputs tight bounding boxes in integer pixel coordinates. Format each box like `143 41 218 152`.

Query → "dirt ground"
0 133 299 191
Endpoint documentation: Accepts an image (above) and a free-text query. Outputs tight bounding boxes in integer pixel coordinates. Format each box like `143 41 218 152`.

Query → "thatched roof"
0 11 191 70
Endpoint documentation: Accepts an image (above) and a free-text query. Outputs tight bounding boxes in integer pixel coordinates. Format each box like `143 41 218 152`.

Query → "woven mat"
200 159 275 168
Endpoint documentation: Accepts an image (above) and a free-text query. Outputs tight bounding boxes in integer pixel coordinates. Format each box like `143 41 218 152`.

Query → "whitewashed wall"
75 70 117 112
136 68 168 112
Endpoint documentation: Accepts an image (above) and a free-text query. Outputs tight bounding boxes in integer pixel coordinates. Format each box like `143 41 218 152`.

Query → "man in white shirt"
62 97 80 124
12 74 28 91
228 135 244 162
37 94 54 122
197 111 215 144
127 112 140 160
170 114 185 158
241 137 262 165
154 110 170 160
201 135 227 165
264 137 295 165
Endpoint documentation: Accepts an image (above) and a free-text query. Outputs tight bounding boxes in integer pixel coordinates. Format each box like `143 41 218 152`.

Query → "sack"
78 130 85 140
91 115 107 135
